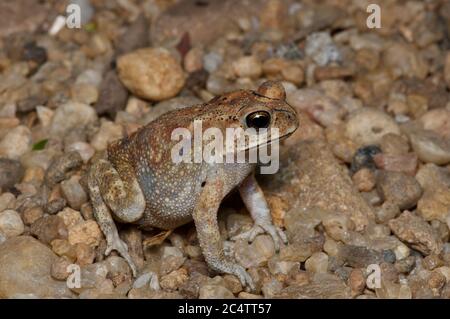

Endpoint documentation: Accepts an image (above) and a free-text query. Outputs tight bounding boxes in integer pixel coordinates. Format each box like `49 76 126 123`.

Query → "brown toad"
87 81 299 290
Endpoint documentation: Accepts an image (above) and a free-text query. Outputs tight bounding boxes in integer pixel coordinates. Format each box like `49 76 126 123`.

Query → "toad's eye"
246 111 271 129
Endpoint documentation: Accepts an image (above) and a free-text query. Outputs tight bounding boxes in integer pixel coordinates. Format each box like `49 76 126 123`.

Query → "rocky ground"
0 0 450 299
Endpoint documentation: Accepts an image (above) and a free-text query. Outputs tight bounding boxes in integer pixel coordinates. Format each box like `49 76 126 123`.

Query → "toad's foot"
105 234 138 277
231 223 288 252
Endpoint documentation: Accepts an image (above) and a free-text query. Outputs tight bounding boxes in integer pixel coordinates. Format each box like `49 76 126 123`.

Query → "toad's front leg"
233 173 287 251
193 178 255 291
87 159 146 276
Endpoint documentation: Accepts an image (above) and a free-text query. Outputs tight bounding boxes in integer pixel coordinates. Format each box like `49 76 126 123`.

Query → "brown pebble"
352 168 376 192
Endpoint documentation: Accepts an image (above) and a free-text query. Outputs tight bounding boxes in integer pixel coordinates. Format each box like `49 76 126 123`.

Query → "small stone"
287 88 344 127
45 198 66 215
234 235 276 268
199 284 234 299
0 236 74 298
57 207 84 229
376 170 423 210
30 216 68 245
76 243 95 266
50 102 97 137
117 47 186 101
340 245 386 268
281 63 304 86
408 129 450 165
305 252 329 274
278 274 351 299
373 153 418 176
352 168 376 192
95 70 129 117
184 47 204 73
349 269 366 295
419 108 450 140
0 192 15 212
60 177 88 210
50 239 77 262
0 159 24 190
375 201 401 224
90 121 124 152
71 83 98 105
51 257 72 281
383 43 428 79
0 210 24 238
104 256 132 287
223 274 243 294
0 126 31 159
428 270 446 291
65 142 95 163
380 133 410 155
415 164 450 192
268 258 299 276
423 254 444 271
36 106 54 127
417 188 450 223
160 246 186 275
389 211 443 255
160 268 189 291
232 56 262 79
238 292 263 299
305 32 341 66
261 278 283 298
68 220 102 248
345 108 401 146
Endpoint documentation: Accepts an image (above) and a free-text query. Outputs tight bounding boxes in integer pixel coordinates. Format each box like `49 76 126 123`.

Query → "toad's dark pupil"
246 111 271 129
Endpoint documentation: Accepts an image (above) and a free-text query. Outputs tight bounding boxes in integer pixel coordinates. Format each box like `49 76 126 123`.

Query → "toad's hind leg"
87 159 146 276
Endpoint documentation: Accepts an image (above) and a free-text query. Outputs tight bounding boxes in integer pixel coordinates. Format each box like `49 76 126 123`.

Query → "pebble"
383 43 428 80
278 274 351 299
348 269 366 295
117 47 186 101
0 210 24 238
49 102 97 137
232 56 263 79
104 256 132 287
160 246 186 275
65 142 95 163
0 192 15 212
234 235 275 268
61 177 88 210
376 171 423 210
90 121 124 151
0 236 74 298
373 153 418 176
68 220 102 247
417 188 450 223
389 211 443 255
75 243 95 266
352 168 376 192
408 129 450 165
305 32 341 66
30 216 68 245
419 108 450 139
0 159 24 190
95 70 129 117
305 252 329 274
50 257 72 281
287 88 344 127
0 126 31 160
199 284 234 299
57 207 84 229
345 108 401 146
160 268 189 291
